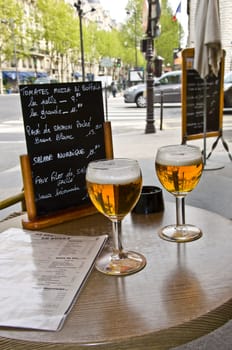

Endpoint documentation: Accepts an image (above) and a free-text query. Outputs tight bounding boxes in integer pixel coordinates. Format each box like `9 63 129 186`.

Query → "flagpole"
178 22 181 48
203 78 207 166
172 1 182 47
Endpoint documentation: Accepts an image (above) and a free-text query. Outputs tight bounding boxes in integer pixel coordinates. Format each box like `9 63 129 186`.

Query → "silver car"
123 70 181 108
224 71 232 107
33 76 59 84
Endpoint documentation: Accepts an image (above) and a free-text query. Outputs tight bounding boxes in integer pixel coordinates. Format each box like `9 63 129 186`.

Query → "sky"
99 1 186 23
99 0 128 23
99 0 188 46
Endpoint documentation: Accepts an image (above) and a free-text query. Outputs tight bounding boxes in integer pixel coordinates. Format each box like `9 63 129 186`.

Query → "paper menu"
0 228 108 331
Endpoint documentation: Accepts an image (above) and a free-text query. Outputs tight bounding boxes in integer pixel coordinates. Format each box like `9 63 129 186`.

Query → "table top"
0 202 231 350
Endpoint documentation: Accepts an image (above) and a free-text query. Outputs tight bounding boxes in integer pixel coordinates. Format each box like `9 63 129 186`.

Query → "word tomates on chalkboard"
20 82 106 217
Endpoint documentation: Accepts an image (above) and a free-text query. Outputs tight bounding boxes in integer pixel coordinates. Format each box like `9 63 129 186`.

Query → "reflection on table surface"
0 202 231 350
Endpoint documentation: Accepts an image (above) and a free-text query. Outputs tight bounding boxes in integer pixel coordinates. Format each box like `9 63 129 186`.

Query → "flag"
142 0 148 33
172 1 181 22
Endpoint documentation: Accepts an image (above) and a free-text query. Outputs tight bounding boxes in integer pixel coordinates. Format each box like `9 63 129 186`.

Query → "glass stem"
176 196 185 226
112 220 124 258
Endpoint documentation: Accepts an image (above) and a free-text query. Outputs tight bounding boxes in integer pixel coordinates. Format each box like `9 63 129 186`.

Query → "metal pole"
144 0 161 134
126 8 138 69
79 11 85 82
145 37 156 134
10 19 19 86
134 11 138 68
160 90 163 130
74 2 95 82
203 79 207 165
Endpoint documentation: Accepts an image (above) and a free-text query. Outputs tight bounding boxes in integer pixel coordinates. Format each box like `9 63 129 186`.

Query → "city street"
0 92 232 220
0 93 184 177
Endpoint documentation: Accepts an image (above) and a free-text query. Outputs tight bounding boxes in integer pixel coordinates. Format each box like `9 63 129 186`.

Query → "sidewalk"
0 113 232 221
111 120 232 220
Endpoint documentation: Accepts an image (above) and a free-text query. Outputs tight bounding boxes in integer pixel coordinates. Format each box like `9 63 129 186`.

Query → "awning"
37 72 48 78
2 71 18 80
2 71 48 81
73 72 82 79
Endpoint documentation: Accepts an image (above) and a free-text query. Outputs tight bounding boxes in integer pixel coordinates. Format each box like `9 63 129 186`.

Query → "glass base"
159 224 203 243
95 250 146 276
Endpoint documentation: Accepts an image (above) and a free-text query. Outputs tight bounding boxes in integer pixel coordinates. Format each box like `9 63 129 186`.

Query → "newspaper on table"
0 228 108 331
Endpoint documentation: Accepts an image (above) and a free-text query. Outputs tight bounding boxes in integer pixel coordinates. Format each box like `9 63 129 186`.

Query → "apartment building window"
28 58 33 69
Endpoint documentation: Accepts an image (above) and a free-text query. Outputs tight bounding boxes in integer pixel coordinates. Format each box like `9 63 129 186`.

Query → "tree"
0 0 25 68
120 0 146 69
1 0 183 88
154 0 183 68
34 0 79 78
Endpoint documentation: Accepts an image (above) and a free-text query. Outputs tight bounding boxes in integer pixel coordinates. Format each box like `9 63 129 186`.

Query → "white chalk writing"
57 148 85 159
33 154 53 165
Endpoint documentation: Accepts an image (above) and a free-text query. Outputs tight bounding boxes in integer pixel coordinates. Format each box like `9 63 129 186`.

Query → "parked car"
124 70 232 108
33 76 58 84
123 71 181 108
223 71 232 107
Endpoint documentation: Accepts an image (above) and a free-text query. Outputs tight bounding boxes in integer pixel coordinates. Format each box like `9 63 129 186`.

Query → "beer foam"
156 145 202 166
86 159 141 184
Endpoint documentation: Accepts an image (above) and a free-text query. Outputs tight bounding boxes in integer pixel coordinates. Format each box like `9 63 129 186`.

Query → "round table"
0 202 231 350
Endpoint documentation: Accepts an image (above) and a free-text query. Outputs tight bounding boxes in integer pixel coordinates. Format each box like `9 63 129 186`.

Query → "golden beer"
156 163 203 194
155 145 203 195
86 158 142 221
155 145 203 243
85 158 146 276
86 179 142 220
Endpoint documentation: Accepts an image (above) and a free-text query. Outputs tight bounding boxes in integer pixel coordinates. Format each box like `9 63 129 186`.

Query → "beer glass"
155 145 203 243
86 158 146 276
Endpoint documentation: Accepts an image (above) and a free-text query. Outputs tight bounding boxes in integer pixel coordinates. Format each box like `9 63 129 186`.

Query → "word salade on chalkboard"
20 82 106 217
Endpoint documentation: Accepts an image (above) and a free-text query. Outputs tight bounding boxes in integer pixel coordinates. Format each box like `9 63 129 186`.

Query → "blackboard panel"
186 70 221 135
19 82 106 217
182 48 224 142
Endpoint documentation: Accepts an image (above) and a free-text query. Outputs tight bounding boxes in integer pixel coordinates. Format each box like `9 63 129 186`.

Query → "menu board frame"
19 82 113 230
181 48 224 143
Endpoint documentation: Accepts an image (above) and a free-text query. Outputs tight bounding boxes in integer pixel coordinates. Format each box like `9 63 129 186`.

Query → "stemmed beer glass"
86 158 146 276
155 145 203 243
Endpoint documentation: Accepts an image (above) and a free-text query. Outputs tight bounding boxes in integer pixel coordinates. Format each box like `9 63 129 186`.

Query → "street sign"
100 57 113 68
129 69 144 82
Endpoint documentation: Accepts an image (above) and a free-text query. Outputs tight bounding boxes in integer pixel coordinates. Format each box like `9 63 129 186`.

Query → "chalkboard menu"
181 48 224 142
20 82 106 217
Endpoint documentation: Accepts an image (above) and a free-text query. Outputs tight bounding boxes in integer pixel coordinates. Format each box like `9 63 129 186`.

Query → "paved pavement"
0 95 232 348
1 95 232 221
111 118 232 220
111 115 232 350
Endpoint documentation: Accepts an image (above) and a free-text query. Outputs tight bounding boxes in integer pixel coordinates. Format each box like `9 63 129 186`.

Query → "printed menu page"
0 228 107 331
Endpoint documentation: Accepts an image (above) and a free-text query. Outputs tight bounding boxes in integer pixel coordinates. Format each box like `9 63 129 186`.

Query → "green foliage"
155 0 183 67
0 0 182 75
0 0 24 65
120 0 146 68
35 0 79 54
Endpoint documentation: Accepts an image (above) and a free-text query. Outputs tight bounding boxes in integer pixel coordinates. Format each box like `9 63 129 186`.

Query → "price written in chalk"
20 81 106 216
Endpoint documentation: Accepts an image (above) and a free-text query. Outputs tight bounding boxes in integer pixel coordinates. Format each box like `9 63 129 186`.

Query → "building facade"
3 0 232 94
187 0 232 74
0 0 117 93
